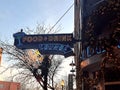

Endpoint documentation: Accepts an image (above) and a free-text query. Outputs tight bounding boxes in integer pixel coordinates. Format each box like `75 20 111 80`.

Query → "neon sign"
22 34 73 43
38 43 74 57
13 31 75 57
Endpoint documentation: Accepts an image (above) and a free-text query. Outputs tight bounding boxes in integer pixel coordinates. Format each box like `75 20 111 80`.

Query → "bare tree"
48 55 64 89
0 24 64 90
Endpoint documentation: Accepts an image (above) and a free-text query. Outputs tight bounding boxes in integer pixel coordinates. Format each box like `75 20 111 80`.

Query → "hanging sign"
13 31 74 48
13 31 75 57
38 43 74 57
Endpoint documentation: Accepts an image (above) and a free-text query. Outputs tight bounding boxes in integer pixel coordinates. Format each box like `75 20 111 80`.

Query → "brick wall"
0 81 20 90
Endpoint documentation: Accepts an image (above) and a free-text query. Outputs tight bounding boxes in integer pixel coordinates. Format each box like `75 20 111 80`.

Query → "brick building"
74 0 120 90
0 81 20 90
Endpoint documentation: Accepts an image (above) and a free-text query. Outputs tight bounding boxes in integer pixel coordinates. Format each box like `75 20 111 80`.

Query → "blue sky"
0 0 74 40
0 0 74 80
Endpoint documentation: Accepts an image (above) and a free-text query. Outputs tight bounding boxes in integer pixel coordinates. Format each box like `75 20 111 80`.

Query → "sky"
0 0 74 40
0 0 75 81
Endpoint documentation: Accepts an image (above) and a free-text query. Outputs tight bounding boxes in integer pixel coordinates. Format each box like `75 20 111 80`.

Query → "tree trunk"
43 75 48 90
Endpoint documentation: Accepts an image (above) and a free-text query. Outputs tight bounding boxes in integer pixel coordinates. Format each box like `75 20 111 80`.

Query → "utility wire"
50 3 74 31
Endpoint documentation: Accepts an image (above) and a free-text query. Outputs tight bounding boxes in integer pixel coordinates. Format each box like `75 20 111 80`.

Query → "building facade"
74 0 120 90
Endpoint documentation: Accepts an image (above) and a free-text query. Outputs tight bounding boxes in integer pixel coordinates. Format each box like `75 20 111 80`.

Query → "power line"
50 3 74 31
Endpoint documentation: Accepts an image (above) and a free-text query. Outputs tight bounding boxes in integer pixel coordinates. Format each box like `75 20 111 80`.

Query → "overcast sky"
0 0 74 40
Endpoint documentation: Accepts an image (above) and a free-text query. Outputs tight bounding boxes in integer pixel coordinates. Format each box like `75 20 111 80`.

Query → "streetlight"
61 80 65 90
69 60 75 75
